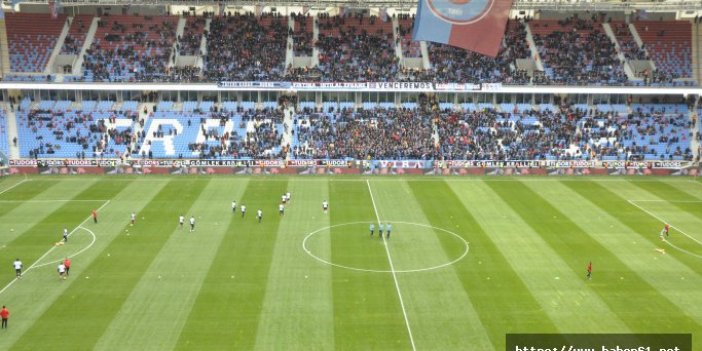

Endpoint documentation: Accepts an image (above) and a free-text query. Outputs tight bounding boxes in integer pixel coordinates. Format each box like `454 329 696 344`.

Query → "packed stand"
291 13 314 56
315 13 399 82
426 20 531 84
292 109 436 159
397 14 421 58
436 108 581 160
203 13 288 81
5 13 68 72
81 15 178 82
177 17 206 56
531 14 627 85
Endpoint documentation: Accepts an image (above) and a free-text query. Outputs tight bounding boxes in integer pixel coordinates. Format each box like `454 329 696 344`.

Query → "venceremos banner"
412 0 514 57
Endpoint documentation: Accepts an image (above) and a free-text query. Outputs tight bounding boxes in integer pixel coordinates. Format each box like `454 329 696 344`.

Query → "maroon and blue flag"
413 0 514 57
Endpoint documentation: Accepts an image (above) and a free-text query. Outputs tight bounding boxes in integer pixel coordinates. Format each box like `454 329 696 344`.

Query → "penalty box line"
0 199 111 296
627 199 702 246
366 179 417 351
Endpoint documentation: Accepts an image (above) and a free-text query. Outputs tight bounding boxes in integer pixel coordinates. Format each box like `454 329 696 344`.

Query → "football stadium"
0 0 701 350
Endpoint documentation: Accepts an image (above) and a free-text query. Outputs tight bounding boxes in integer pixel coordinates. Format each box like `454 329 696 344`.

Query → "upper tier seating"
292 13 313 56
61 15 94 55
178 17 206 56
633 20 692 79
531 15 626 85
204 13 288 81
5 13 68 72
315 13 398 82
81 15 178 82
427 20 530 84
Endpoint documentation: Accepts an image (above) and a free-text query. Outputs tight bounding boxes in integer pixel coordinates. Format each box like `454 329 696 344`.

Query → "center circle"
302 221 469 273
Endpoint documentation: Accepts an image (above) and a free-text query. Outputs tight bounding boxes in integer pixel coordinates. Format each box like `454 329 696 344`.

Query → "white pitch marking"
627 200 702 246
33 226 97 269
0 199 109 203
366 179 417 351
0 177 30 196
0 200 110 296
302 221 469 273
626 200 702 203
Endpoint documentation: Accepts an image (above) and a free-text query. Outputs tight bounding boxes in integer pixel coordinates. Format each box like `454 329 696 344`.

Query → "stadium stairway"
4 105 19 159
420 41 431 69
72 17 99 75
44 18 71 74
170 17 187 70
285 15 294 70
693 21 701 84
523 22 544 71
311 13 320 67
282 105 294 159
0 18 10 75
602 22 637 80
391 16 404 65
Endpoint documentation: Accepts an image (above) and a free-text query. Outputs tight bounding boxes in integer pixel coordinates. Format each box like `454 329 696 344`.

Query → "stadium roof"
5 0 702 11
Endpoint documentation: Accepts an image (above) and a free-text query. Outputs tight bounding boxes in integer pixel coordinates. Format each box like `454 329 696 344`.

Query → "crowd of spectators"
532 14 627 85
81 15 177 82
177 17 207 56
315 13 399 82
183 109 285 159
425 20 531 84
60 17 91 55
612 22 648 61
291 13 314 56
203 13 288 81
292 108 436 159
396 13 421 58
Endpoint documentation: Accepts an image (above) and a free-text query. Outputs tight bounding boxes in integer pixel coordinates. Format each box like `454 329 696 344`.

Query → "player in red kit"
92 209 98 224
586 261 592 280
661 223 670 238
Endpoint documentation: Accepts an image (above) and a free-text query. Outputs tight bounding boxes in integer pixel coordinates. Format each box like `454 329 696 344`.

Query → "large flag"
413 0 513 57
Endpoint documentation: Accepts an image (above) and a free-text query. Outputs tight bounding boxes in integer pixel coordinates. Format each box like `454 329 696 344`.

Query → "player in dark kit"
586 261 592 280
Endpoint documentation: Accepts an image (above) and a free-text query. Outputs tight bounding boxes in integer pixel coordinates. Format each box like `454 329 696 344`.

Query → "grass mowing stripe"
329 180 411 350
254 179 335 350
10 178 209 351
489 180 700 333
174 178 288 350
0 178 100 250
94 178 250 350
366 179 416 351
0 179 171 351
630 180 702 224
0 178 106 289
407 180 557 350
446 179 629 333
567 181 702 276
371 180 494 349
526 180 702 329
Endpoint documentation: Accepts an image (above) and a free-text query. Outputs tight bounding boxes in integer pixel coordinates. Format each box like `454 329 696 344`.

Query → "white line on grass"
32 226 97 269
626 200 702 203
0 199 109 203
0 200 110 296
0 177 30 196
366 179 417 351
627 200 702 246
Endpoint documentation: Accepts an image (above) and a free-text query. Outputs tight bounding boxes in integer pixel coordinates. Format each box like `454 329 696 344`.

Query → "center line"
366 179 417 351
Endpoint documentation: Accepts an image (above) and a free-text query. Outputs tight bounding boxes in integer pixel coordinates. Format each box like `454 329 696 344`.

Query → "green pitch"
0 175 700 350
